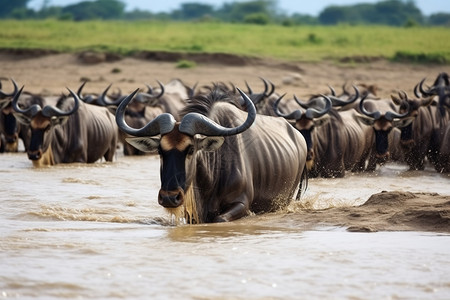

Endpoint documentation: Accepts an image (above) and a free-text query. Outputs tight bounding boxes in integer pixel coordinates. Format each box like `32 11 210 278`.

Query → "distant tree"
62 0 125 21
318 0 423 26
124 9 155 20
428 13 450 26
217 0 276 22
318 6 354 25
289 13 319 25
0 0 29 18
172 3 214 20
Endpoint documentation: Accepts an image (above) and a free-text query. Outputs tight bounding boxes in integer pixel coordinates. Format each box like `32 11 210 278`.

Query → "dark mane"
56 93 76 110
180 85 242 117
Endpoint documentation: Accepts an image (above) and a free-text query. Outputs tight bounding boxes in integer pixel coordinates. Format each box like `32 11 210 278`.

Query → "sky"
27 0 450 16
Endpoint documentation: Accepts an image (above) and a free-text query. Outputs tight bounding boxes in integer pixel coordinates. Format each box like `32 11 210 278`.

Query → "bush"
392 51 447 64
176 59 197 68
244 13 269 25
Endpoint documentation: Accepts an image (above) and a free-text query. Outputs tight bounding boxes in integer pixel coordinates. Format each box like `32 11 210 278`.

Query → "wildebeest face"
1 105 20 151
294 115 329 168
126 127 224 208
27 113 67 160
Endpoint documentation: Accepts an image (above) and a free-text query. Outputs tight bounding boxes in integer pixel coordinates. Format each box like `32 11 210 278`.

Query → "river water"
1 149 450 300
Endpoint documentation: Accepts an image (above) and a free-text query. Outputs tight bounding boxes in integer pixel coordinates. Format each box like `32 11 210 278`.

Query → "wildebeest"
416 72 450 172
354 96 412 171
390 91 435 170
12 86 118 167
0 78 45 152
116 86 307 223
274 89 373 177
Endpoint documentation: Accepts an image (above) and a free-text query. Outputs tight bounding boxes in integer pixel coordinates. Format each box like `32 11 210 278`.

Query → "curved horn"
328 85 336 96
137 81 165 104
76 81 96 104
245 81 253 95
178 87 256 137
265 79 275 97
418 78 438 96
115 89 176 137
414 82 422 98
385 101 410 121
12 86 42 117
98 84 124 106
359 94 381 120
304 95 332 119
153 80 165 98
293 95 310 109
259 77 270 97
41 88 80 117
328 85 360 107
0 78 18 98
274 94 303 120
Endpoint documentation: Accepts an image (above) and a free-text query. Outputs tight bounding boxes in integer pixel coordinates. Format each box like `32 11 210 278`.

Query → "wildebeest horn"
115 89 176 137
0 78 18 98
418 78 438 96
328 85 336 96
179 87 256 137
98 84 125 106
328 85 360 107
259 77 275 97
414 82 421 98
245 81 253 95
12 86 42 118
273 94 303 120
359 94 381 120
304 95 332 119
41 88 80 117
294 94 332 118
147 80 165 99
385 101 410 121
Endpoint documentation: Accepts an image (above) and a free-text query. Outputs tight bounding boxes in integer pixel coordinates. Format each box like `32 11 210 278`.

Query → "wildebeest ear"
12 113 31 125
354 113 375 126
51 116 69 127
126 137 160 152
196 136 225 152
313 115 330 127
393 117 414 128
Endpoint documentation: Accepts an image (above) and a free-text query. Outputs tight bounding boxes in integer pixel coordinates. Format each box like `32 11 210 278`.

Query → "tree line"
1 0 449 26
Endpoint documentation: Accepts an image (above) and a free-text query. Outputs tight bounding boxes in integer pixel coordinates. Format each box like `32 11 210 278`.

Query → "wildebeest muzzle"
158 188 185 208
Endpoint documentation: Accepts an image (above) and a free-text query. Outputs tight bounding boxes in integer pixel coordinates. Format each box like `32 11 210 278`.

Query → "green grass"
1 19 449 63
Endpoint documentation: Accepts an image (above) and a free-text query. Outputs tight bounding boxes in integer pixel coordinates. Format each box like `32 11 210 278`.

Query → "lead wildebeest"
116 86 307 223
12 86 118 167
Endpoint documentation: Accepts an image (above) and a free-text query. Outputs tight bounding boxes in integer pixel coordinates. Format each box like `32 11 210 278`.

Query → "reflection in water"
0 153 449 299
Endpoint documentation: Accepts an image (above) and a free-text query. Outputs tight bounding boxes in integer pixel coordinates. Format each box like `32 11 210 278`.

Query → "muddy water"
1 151 450 299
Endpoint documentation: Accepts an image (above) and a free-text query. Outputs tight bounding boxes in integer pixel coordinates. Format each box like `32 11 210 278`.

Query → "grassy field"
1 20 449 63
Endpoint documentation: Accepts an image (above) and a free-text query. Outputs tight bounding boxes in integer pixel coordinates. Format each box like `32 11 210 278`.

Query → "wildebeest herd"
1 73 449 223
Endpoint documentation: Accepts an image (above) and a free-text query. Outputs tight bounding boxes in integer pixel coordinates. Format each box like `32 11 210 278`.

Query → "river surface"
1 150 450 300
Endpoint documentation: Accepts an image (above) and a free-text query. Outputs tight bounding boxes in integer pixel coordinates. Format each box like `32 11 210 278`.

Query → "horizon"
27 0 450 16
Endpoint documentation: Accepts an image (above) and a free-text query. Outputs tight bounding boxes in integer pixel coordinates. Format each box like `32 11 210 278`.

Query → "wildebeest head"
273 93 331 170
417 72 450 116
245 77 275 110
115 87 256 213
355 95 412 163
0 78 20 151
391 90 434 146
12 86 79 163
